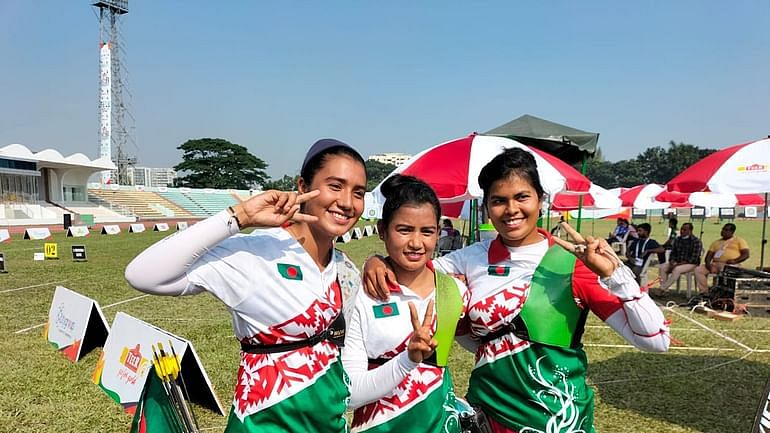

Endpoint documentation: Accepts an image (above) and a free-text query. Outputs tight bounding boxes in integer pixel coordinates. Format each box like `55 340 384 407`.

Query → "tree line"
172 138 397 191
171 138 716 191
584 140 715 188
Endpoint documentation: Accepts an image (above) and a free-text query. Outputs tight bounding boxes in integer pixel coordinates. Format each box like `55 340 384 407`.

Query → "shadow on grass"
589 351 770 432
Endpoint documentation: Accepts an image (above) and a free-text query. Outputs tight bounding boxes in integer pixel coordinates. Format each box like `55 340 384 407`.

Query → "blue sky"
1 1 768 178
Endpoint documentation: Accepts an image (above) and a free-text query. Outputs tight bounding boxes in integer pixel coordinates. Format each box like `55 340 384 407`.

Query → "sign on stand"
153 223 169 232
128 224 146 233
176 221 188 231
44 243 58 259
45 286 110 362
92 312 224 415
0 252 7 273
101 225 121 235
66 226 90 237
24 227 52 240
72 245 87 262
0 229 10 243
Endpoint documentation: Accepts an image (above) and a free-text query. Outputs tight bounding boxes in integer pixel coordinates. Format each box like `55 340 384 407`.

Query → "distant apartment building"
368 152 412 167
132 167 177 187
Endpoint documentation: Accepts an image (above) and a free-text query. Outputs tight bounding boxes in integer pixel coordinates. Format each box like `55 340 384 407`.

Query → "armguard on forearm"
602 266 670 352
124 210 240 295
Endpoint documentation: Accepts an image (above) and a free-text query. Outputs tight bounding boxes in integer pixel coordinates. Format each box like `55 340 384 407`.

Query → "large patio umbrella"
666 137 770 268
551 184 622 211
372 134 591 202
619 184 672 210
440 183 620 217
371 134 592 242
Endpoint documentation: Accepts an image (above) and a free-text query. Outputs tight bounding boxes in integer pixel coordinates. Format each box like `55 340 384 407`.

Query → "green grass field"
2 216 769 433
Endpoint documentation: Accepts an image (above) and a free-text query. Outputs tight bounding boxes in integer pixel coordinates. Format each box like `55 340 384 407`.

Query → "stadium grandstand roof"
0 143 116 170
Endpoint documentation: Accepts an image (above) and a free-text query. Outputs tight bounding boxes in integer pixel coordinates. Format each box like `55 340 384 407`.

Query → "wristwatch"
226 206 242 230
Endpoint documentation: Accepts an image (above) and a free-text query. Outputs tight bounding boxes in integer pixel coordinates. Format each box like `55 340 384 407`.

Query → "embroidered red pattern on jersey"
468 284 528 336
468 284 531 364
240 280 343 346
232 281 343 420
352 364 444 428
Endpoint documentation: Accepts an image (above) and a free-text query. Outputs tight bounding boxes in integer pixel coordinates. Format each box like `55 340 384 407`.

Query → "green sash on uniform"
434 272 463 366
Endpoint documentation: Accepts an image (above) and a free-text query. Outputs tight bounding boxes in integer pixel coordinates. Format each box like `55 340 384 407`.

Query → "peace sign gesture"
231 189 320 229
551 222 623 278
407 300 437 364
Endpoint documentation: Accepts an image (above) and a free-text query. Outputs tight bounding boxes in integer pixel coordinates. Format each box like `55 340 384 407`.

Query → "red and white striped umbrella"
667 137 770 194
373 133 591 204
618 184 672 210
654 190 766 208
551 183 622 211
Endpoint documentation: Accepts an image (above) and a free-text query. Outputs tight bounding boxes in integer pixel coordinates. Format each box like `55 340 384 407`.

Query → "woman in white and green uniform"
126 139 367 433
364 148 671 433
343 174 470 433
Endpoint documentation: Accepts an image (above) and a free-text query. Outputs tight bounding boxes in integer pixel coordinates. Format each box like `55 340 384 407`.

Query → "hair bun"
380 174 421 200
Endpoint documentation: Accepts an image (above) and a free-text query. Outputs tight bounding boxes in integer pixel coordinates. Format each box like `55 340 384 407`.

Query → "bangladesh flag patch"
277 263 303 280
372 303 399 318
487 265 510 276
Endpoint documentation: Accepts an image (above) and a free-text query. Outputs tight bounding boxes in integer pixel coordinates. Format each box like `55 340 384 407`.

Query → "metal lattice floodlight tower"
93 0 135 185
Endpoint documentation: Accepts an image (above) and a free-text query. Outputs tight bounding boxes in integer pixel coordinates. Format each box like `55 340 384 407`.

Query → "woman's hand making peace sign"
407 300 438 364
230 190 320 229
551 222 623 278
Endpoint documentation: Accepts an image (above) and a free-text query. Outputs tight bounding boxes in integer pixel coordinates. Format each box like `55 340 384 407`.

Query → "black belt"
368 352 439 368
478 316 530 344
241 313 346 354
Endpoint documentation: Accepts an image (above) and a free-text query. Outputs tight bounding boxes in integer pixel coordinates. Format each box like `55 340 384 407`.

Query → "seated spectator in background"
438 218 460 254
658 223 702 293
607 218 630 243
662 217 678 249
694 223 750 295
625 223 665 282
550 215 566 236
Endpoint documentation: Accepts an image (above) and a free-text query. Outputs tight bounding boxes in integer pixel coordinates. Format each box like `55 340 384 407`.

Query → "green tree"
365 160 397 191
263 174 298 191
174 138 269 189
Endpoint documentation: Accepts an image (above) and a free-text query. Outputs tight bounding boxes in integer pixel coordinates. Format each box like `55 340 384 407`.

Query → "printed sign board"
363 225 374 237
101 225 121 235
350 227 363 240
719 208 735 220
24 227 52 240
72 245 87 262
153 223 170 232
0 229 10 243
45 286 110 362
746 207 758 218
176 221 188 231
44 243 58 259
128 224 146 233
690 207 706 220
631 208 647 219
0 252 7 273
336 232 352 244
66 226 90 237
93 312 224 415
33 252 45 261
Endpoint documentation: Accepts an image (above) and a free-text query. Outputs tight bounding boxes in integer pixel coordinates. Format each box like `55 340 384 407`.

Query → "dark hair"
300 143 366 185
682 222 694 230
477 147 545 205
724 223 736 232
637 222 652 233
669 217 678 226
380 174 441 228
443 218 453 227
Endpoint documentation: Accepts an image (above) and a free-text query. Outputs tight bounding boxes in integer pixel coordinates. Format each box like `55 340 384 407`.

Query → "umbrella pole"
576 155 587 232
762 193 768 270
468 198 478 245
